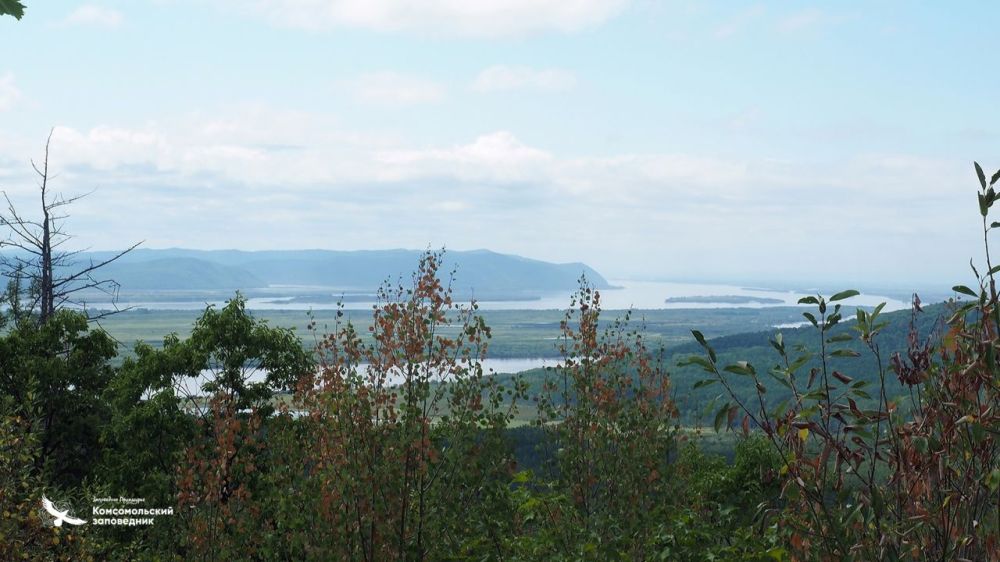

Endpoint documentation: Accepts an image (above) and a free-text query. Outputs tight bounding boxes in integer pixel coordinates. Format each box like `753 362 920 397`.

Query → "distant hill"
97 258 264 291
75 248 610 294
664 301 952 423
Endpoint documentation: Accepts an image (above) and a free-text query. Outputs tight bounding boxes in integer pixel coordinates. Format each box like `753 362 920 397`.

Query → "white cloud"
0 108 959 218
376 131 552 182
0 74 21 112
1 113 972 284
472 66 577 93
59 5 124 28
348 72 446 106
21 116 963 208
50 126 167 170
233 0 629 37
32 106 380 186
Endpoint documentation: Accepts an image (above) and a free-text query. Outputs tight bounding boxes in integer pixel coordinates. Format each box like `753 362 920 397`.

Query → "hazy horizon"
69 245 957 297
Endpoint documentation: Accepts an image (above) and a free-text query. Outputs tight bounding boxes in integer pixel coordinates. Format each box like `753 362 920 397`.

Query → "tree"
0 309 117 487
529 279 679 559
0 411 96 559
101 295 312 558
0 1 25 20
273 250 525 561
0 131 141 325
102 294 313 500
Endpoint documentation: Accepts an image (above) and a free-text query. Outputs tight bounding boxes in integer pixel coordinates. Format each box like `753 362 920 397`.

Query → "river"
120 279 911 313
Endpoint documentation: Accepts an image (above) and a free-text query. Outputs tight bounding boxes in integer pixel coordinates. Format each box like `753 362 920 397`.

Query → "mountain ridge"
73 248 610 294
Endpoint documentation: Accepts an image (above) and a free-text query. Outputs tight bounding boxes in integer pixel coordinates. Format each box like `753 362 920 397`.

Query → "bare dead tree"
0 130 142 324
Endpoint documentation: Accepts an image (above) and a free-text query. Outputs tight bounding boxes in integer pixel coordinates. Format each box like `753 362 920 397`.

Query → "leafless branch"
0 132 142 324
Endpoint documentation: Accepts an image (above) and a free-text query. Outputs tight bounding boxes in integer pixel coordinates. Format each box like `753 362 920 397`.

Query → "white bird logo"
41 496 87 526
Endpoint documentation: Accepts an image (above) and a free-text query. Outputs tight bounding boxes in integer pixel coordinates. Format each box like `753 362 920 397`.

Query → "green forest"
2 165 1000 561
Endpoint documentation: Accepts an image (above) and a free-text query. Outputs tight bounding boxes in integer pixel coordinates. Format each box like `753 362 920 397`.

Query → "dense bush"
265 251 526 560
688 164 1000 560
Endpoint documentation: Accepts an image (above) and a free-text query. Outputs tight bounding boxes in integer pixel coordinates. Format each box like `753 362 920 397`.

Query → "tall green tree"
0 309 116 487
101 294 312 504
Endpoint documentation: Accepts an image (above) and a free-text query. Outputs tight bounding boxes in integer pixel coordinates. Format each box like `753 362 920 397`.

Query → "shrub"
281 250 525 561
688 163 1000 560
529 279 678 560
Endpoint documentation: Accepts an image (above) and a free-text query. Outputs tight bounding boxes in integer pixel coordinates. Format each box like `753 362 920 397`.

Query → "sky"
1 1 999 288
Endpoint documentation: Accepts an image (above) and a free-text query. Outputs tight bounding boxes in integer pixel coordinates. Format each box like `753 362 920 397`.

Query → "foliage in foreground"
2 164 1000 560
687 164 1000 560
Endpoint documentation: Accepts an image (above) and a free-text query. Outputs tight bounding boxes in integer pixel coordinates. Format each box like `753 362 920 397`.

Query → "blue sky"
1 1 998 288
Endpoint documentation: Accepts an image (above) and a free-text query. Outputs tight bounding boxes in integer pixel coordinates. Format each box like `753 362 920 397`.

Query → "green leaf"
690 330 716 362
766 547 788 561
829 289 860 302
802 311 818 327
679 355 715 373
830 349 860 358
769 337 785 354
788 355 810 372
713 402 730 432
723 361 755 376
947 302 976 324
0 0 25 19
992 168 1000 187
767 369 792 389
970 422 986 443
797 296 819 305
691 329 707 347
952 285 978 297
872 302 886 317
692 379 717 389
976 161 988 189
987 468 1000 492
827 333 853 343
845 503 864 525
826 313 841 328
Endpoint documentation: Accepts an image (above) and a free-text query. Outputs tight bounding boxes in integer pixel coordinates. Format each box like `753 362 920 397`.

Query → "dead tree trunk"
0 130 141 324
